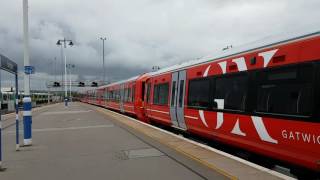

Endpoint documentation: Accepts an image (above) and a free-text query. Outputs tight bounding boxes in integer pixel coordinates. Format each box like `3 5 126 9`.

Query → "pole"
64 55 68 106
102 39 105 85
60 45 63 100
100 37 106 85
0 70 2 169
69 65 71 102
54 57 57 102
54 57 57 82
23 0 32 146
15 73 19 151
48 87 50 104
0 72 6 171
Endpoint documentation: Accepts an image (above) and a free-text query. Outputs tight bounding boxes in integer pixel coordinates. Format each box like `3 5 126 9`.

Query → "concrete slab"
0 102 227 180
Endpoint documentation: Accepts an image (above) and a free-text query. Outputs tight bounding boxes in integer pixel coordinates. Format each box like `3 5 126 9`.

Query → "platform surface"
0 102 230 180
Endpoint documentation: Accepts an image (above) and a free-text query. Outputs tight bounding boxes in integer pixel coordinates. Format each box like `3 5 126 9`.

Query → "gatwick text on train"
281 130 320 144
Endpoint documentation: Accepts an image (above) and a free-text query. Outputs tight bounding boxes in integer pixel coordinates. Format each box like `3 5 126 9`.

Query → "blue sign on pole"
24 66 35 75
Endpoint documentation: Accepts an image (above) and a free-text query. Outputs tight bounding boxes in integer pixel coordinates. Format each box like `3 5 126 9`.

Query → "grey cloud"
0 0 320 90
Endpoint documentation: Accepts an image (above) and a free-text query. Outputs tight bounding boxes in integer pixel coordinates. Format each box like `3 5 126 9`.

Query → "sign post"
23 0 32 146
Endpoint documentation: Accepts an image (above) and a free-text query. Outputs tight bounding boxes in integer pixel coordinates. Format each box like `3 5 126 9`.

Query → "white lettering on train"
258 49 278 67
281 130 320 144
198 49 280 144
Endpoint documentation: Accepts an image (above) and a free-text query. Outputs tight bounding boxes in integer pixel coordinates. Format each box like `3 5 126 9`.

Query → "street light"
66 64 75 102
100 37 106 85
56 38 73 106
23 0 33 146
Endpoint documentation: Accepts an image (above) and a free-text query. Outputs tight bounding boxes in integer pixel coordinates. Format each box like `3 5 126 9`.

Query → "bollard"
64 98 68 107
23 97 32 146
0 116 2 169
0 113 5 171
15 99 19 151
15 74 19 151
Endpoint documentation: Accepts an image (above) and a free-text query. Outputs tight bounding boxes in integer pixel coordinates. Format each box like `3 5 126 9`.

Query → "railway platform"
0 102 293 180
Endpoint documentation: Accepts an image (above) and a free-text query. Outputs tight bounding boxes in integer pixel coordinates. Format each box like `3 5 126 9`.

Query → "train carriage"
83 30 320 173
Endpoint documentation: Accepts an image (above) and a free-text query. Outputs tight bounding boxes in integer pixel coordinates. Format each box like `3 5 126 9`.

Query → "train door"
170 70 187 130
120 84 125 113
144 80 151 117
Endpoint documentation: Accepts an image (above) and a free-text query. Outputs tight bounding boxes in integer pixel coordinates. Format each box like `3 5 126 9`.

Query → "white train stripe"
258 49 278 67
251 116 278 144
199 110 208 127
232 57 247 71
203 65 211 77
231 118 246 136
218 61 227 74
184 115 198 120
214 99 224 129
148 109 169 115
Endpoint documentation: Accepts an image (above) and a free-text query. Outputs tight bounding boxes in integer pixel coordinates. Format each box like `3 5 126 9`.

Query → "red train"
82 31 320 173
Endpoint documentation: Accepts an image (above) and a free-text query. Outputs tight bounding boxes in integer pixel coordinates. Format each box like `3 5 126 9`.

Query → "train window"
132 85 135 102
171 81 176 107
110 91 113 100
142 82 145 101
153 83 169 105
153 85 159 104
146 83 151 103
124 88 128 102
104 92 108 100
178 80 184 107
256 65 314 116
115 90 119 101
128 88 131 102
159 83 169 105
188 78 210 109
214 73 248 111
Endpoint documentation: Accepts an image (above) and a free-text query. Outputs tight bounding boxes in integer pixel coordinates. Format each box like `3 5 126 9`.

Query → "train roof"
0 92 51 97
94 29 320 90
149 29 320 76
98 75 141 89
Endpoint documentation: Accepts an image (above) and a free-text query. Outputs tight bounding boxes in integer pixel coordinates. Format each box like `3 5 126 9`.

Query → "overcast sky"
0 0 319 90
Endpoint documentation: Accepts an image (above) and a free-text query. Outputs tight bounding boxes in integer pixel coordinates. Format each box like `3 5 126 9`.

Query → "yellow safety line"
94 106 238 180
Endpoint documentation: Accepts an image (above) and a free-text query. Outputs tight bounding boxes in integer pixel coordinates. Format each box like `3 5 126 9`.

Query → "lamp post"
100 37 106 85
54 57 57 82
59 44 63 99
23 0 32 146
56 38 73 107
66 64 75 102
